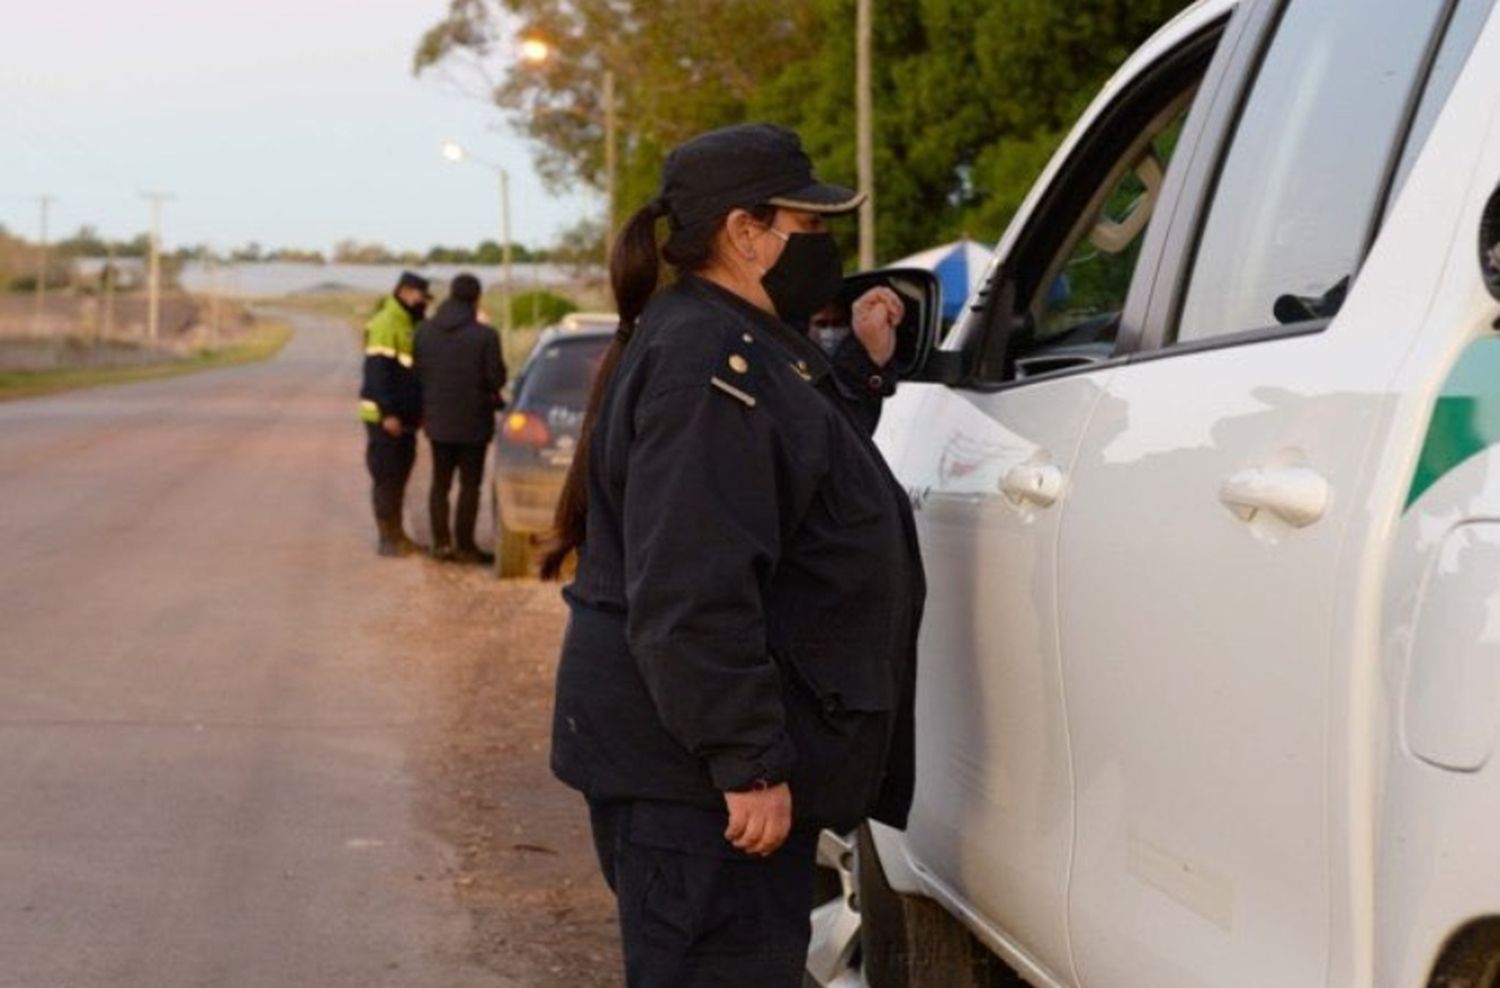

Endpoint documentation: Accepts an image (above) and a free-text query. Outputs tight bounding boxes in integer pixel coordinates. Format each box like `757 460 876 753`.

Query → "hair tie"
614 320 636 345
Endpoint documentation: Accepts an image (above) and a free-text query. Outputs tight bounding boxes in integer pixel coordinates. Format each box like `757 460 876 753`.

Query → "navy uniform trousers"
365 423 416 531
587 799 819 988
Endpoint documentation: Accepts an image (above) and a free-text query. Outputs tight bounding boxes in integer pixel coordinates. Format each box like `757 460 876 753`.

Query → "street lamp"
519 37 552 66
441 141 514 335
517 35 617 262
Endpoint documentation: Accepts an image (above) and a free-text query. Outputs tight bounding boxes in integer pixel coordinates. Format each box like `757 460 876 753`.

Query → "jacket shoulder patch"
706 328 762 408
710 376 757 407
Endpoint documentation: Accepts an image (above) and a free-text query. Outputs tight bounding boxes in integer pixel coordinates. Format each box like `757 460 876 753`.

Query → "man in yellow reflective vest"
358 271 429 557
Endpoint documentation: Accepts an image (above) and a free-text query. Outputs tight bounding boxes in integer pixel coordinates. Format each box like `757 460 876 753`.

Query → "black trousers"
587 798 818 988
428 440 487 550
365 423 416 532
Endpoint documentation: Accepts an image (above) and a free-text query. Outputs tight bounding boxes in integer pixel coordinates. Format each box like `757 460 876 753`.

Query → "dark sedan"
492 314 614 576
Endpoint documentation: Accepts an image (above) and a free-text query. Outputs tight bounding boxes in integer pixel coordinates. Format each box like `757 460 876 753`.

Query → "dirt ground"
390 562 624 987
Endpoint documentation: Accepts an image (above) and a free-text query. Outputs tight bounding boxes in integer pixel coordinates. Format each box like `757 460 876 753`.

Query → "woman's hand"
724 783 793 856
851 286 905 366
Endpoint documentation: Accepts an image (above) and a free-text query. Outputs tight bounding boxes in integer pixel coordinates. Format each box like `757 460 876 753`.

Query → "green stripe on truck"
1407 338 1500 510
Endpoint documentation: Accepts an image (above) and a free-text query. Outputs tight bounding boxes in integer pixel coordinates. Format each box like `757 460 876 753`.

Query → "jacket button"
822 695 841 714
867 374 885 391
728 354 750 374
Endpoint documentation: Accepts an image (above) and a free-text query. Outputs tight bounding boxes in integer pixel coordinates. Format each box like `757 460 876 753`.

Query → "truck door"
884 16 1230 983
1056 1 1474 985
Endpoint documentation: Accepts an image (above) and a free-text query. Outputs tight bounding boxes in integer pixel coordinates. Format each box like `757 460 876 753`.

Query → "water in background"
175 261 595 299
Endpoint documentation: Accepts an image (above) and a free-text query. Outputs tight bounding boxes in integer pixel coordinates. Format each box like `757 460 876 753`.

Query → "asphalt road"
0 312 507 987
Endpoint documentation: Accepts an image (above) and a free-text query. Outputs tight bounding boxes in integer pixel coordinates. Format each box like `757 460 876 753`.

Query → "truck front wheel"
805 826 1023 988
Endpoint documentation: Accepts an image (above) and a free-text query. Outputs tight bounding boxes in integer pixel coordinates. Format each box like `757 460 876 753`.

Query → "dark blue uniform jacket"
552 274 925 833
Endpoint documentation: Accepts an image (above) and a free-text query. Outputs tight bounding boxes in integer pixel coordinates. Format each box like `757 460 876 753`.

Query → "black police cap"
660 123 866 232
395 270 433 299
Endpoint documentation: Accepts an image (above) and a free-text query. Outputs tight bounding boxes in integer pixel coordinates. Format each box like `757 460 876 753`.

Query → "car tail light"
502 411 552 447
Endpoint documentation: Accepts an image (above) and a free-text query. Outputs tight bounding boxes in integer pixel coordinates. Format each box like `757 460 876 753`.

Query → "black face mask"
398 296 428 321
760 230 844 325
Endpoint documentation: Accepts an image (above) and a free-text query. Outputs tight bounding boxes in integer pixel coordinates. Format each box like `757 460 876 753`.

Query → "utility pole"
856 0 876 270
103 240 116 340
517 39 618 266
34 195 54 334
207 249 221 349
603 68 618 265
500 169 514 335
141 192 173 344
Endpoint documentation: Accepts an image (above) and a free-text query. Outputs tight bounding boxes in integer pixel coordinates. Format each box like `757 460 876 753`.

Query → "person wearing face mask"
358 270 430 557
540 123 925 988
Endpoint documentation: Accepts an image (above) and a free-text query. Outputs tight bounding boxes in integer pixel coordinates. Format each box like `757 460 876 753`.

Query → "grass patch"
0 321 294 402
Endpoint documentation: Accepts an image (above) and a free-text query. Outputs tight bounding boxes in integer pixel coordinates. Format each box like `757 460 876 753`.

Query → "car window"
1174 0 1454 344
1033 104 1191 348
1386 0 1497 211
969 22 1222 385
517 338 609 410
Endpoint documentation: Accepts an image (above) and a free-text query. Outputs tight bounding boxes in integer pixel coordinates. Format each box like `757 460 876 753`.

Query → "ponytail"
539 199 668 579
537 199 777 580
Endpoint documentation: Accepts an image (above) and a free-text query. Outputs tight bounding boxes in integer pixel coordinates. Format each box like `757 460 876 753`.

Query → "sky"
1 0 596 255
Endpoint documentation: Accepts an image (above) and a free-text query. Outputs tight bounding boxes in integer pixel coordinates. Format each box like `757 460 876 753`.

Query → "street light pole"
520 38 617 265
499 168 514 335
443 142 514 335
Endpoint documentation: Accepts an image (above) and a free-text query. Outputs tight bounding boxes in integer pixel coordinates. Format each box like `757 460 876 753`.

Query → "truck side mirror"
831 267 942 380
1482 182 1500 301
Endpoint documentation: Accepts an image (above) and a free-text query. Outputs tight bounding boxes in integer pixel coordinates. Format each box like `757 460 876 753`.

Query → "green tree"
268 247 328 263
334 240 398 264
415 1 1187 261
753 0 1186 260
114 234 152 259
414 0 818 226
55 225 109 259
509 288 577 328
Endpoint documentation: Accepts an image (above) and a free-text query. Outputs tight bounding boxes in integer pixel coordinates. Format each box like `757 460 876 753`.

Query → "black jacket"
552 275 925 833
413 299 507 445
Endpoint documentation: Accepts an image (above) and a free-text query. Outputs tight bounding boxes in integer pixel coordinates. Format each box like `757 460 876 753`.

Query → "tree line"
413 0 1188 264
0 223 580 278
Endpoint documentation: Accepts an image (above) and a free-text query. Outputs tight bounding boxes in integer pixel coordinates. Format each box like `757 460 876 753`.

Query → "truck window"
1386 0 1498 212
970 21 1223 384
1174 0 1455 343
1030 96 1193 351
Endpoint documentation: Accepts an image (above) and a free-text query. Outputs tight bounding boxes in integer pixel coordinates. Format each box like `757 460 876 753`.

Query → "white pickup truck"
807 0 1500 986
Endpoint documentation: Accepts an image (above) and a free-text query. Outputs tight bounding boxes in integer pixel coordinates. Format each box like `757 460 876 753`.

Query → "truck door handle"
1001 462 1065 508
1219 465 1329 528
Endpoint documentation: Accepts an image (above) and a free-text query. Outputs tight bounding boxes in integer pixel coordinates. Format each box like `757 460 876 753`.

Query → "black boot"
377 517 415 558
391 491 420 554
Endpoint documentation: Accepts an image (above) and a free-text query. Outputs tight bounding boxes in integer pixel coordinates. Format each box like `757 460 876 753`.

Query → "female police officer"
541 123 925 988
